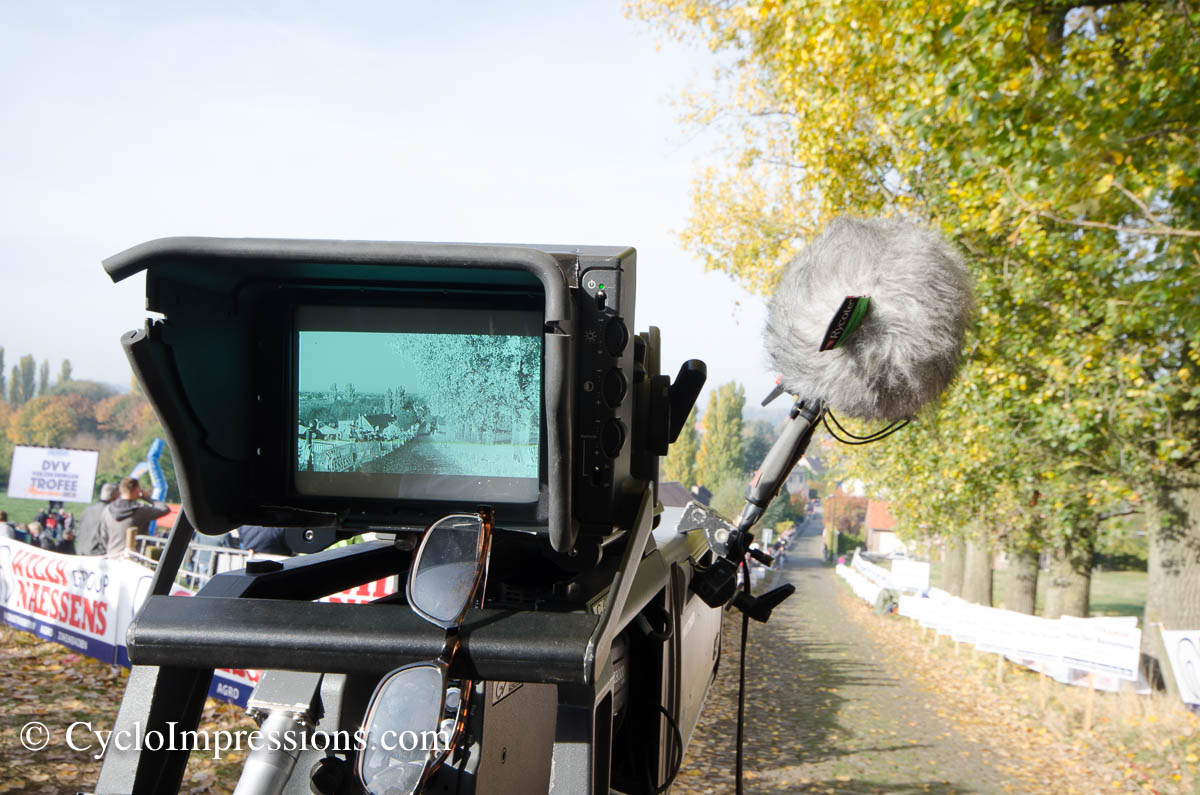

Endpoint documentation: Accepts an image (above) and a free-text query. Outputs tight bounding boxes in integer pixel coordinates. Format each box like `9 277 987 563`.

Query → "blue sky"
0 1 778 405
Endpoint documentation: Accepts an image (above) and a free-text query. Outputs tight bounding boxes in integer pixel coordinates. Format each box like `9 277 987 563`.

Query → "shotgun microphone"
764 216 973 422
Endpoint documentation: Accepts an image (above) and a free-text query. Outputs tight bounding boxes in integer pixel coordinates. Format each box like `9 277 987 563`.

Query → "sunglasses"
356 507 494 795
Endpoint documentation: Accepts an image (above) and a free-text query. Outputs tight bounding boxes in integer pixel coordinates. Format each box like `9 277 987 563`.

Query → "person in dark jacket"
75 482 119 556
237 526 294 557
98 477 170 558
55 522 77 555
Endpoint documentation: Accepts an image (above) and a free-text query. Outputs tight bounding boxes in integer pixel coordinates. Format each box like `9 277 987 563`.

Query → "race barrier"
0 537 396 708
835 550 1167 698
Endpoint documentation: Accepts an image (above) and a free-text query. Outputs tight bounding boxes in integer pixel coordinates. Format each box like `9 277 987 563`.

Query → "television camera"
92 238 792 795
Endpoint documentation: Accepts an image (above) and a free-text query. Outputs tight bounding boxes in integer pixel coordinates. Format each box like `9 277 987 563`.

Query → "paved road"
672 515 1024 794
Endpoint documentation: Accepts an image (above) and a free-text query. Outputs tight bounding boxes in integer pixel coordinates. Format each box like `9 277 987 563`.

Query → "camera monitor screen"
293 304 542 503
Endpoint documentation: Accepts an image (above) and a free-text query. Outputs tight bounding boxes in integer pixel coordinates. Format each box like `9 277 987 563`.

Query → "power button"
583 269 621 311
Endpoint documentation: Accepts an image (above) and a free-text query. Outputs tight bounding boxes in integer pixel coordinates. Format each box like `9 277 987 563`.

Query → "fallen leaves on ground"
841 582 1200 794
0 624 251 794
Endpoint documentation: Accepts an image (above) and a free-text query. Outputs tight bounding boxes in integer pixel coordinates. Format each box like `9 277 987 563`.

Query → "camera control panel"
568 250 639 535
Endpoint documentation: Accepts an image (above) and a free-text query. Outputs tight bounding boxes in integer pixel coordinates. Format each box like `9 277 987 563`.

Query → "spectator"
237 526 294 557
0 511 16 540
75 483 119 556
56 521 77 555
26 522 56 551
35 503 72 541
98 477 170 558
35 511 61 546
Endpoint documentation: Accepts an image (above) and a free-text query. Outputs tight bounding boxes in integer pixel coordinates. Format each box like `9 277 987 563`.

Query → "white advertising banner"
964 604 1014 651
0 538 142 663
896 594 922 620
912 589 953 629
835 553 1150 692
1000 613 1063 664
1160 628 1200 705
890 560 930 592
1058 615 1141 681
7 445 100 502
851 551 891 586
1 537 399 708
931 596 964 636
949 600 984 645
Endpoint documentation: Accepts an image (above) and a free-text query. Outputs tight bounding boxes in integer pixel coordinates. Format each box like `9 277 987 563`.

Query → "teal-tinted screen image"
294 306 541 500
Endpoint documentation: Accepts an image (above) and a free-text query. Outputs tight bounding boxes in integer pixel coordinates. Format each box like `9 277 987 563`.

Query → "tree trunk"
942 537 966 596
1143 482 1200 697
1043 531 1094 620
1004 546 1039 615
962 538 993 606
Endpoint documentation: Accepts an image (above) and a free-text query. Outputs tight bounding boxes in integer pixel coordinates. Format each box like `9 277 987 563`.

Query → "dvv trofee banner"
7 445 100 502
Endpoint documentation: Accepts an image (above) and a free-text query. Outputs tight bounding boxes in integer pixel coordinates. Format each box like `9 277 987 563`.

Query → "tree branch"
1040 211 1200 239
1021 0 1166 10
999 168 1200 239
1125 125 1200 143
1113 180 1167 226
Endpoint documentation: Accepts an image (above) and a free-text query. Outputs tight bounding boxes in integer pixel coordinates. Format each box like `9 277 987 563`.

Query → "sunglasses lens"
408 514 484 627
358 664 446 795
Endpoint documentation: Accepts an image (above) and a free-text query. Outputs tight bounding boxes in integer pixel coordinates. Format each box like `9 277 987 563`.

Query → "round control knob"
602 368 627 407
601 419 626 458
604 318 629 357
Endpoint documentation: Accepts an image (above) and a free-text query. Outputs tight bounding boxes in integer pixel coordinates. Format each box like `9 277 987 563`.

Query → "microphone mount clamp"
689 396 825 622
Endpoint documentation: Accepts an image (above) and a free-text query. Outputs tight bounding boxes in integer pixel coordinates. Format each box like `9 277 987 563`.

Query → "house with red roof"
865 499 904 555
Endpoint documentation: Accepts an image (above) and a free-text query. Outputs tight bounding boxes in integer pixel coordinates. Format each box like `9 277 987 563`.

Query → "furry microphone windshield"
764 216 973 423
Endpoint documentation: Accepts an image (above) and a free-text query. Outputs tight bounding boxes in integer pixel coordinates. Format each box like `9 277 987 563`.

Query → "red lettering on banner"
323 577 395 604
11 549 69 586
83 597 107 635
220 668 262 684
15 579 108 635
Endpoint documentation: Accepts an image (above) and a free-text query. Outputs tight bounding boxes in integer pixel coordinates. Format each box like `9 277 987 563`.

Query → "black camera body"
97 238 716 795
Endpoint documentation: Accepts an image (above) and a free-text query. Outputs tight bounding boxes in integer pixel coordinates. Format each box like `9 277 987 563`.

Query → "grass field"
0 493 92 526
921 560 1147 618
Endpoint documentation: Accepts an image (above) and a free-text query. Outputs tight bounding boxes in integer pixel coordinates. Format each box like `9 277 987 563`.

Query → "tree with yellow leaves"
631 0 1200 684
7 395 79 448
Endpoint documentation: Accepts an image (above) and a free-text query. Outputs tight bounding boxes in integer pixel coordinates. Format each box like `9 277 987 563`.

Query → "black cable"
644 573 685 794
636 607 674 642
735 556 751 795
821 410 910 445
825 409 905 440
652 704 684 794
824 409 907 441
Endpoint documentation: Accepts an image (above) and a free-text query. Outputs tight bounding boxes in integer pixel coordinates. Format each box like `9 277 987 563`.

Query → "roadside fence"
833 549 1200 714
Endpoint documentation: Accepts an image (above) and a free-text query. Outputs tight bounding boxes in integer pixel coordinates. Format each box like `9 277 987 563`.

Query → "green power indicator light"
598 284 606 290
